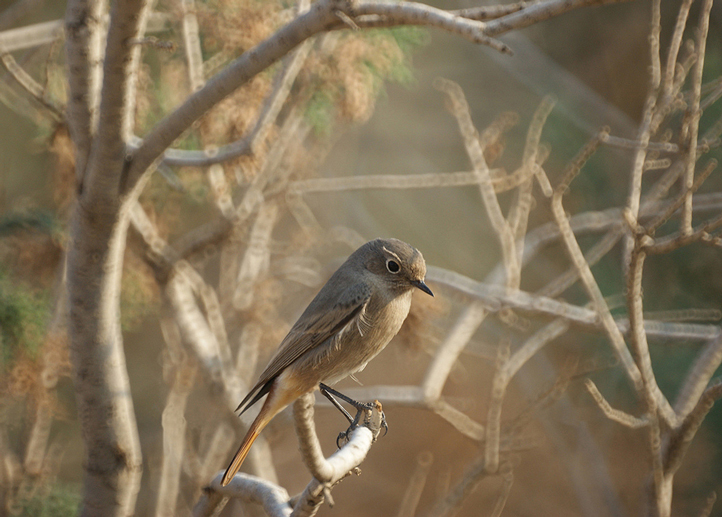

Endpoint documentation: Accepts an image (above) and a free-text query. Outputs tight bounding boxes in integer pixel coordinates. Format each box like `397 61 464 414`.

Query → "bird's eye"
386 259 400 273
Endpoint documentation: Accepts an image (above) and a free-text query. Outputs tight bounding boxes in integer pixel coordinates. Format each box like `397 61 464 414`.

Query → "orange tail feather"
221 419 265 486
222 381 294 486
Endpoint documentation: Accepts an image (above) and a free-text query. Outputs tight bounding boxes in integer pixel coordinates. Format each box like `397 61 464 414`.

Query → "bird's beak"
411 279 434 297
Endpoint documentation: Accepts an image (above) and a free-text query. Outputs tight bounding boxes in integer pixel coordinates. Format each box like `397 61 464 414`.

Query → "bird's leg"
318 383 388 448
319 383 355 424
318 383 376 411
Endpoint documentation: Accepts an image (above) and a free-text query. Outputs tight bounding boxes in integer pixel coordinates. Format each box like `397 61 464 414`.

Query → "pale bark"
65 0 149 514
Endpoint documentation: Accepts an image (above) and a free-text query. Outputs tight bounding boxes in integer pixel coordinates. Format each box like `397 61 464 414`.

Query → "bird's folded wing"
235 282 372 413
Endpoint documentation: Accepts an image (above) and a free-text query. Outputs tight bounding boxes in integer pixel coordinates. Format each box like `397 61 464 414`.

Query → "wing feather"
236 281 371 413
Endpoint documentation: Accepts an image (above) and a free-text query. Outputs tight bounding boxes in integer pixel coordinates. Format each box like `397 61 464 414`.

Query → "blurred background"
1 0 722 515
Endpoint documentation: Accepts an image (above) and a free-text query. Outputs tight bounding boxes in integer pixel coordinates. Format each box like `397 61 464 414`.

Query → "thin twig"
395 451 433 517
681 0 714 234
435 78 519 289
0 50 62 119
585 379 650 429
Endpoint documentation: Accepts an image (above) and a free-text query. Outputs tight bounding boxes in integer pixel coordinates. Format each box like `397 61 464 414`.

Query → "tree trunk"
66 200 143 516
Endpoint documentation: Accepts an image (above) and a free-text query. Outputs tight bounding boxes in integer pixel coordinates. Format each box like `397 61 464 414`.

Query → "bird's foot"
335 400 386 448
319 384 387 447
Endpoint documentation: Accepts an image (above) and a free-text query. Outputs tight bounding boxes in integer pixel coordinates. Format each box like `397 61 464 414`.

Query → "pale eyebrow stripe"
382 246 402 263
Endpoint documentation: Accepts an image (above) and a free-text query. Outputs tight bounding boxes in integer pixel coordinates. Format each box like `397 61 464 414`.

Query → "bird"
221 238 433 486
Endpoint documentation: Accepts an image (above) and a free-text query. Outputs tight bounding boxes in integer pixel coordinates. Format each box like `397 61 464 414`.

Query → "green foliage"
0 270 49 366
362 26 429 87
0 211 63 240
305 89 336 137
304 26 428 135
17 482 81 517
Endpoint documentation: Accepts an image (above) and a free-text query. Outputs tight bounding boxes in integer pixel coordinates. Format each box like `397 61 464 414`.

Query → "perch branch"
194 473 292 517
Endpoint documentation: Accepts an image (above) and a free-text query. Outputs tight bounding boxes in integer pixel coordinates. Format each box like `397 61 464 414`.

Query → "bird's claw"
335 405 387 448
336 429 351 448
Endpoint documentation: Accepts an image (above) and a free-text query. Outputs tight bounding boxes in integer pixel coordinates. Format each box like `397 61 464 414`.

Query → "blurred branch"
233 201 279 311
698 492 717 517
122 0 155 141
0 0 44 30
485 319 567 472
426 456 513 517
124 0 635 194
450 2 531 21
422 303 487 401
548 163 644 387
396 451 433 517
154 321 197 517
0 12 169 52
130 201 278 482
674 335 722 419
483 0 632 36
128 37 315 168
351 2 511 53
681 0 714 233
584 379 650 429
180 0 204 92
663 379 722 479
435 78 520 290
0 50 62 120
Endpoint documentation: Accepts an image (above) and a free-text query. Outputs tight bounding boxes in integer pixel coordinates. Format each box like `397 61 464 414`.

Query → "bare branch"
681 0 714 233
396 451 433 517
484 0 632 37
645 205 722 255
422 303 487 401
585 379 650 429
645 160 717 235
450 2 531 21
656 0 693 125
233 201 279 311
290 169 503 194
434 78 520 289
485 319 567 472
352 1 511 53
194 473 292 517
155 347 197 517
664 379 722 477
549 173 643 390
0 51 62 120
490 462 514 517
603 135 679 153
698 492 717 517
427 456 513 517
293 393 336 482
507 96 555 250
122 0 154 141
674 335 722 419
291 392 377 516
65 0 107 180
82 0 149 204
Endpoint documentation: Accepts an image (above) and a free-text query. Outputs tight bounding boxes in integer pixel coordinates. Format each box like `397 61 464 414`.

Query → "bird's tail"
221 418 266 486
221 384 288 486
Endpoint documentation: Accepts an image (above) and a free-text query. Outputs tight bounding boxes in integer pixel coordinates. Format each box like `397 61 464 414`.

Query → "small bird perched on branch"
222 238 433 486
